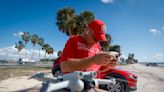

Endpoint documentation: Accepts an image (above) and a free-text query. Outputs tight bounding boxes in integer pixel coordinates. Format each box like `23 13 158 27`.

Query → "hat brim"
95 33 107 41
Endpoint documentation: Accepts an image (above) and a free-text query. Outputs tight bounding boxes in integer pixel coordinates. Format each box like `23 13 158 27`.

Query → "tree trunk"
68 26 72 36
44 51 46 59
19 51 20 60
25 47 27 58
48 54 51 60
25 43 27 58
39 46 40 61
31 45 35 59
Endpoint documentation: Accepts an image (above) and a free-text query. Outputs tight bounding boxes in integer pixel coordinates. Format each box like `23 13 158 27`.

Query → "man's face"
85 27 98 45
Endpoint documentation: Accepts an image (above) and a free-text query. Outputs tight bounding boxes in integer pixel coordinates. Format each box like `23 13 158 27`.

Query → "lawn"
0 66 51 81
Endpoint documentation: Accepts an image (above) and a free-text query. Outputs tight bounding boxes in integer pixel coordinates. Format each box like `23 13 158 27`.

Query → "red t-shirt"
59 35 101 71
53 57 61 67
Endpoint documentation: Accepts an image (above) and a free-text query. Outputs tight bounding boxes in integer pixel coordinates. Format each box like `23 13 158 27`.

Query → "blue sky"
0 0 164 62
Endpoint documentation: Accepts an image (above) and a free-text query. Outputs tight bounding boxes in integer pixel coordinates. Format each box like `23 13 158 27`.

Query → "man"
60 19 118 73
52 51 63 77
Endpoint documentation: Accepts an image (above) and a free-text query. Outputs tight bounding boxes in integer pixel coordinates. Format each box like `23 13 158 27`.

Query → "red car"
97 68 137 92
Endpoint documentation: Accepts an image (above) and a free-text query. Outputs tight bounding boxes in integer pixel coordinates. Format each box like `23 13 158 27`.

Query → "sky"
0 0 164 62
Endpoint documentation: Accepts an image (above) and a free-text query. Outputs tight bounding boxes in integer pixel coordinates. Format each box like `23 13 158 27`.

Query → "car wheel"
52 65 63 77
99 76 126 92
107 79 124 92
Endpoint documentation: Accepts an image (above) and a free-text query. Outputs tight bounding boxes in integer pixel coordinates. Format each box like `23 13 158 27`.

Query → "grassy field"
0 66 51 81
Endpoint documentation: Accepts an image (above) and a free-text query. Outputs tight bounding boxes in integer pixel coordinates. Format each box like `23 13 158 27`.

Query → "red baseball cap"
88 19 107 41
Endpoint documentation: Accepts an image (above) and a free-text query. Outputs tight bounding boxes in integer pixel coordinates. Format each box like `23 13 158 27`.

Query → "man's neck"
80 34 96 47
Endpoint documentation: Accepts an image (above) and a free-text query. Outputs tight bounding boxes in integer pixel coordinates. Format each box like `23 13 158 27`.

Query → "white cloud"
149 27 164 36
140 53 164 62
0 45 18 61
152 53 164 61
149 29 160 35
162 27 164 30
120 54 127 59
101 0 113 4
12 31 24 38
0 45 57 61
141 56 149 59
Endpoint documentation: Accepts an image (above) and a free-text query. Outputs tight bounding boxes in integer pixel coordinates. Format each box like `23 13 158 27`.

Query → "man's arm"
99 52 119 72
98 60 118 72
60 52 114 73
60 57 94 73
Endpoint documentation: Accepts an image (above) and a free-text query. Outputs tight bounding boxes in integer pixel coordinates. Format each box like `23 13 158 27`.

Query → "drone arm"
46 80 69 92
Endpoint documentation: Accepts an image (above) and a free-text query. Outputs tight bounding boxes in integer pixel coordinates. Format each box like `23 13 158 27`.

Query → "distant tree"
15 41 25 59
42 44 50 59
21 32 31 58
108 45 121 54
46 47 54 60
126 53 138 64
134 59 138 63
100 34 112 51
37 37 44 60
31 34 38 59
120 57 125 63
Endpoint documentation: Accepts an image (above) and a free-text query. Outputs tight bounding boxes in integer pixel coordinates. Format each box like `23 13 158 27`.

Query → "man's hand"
91 52 111 65
91 51 119 72
91 52 118 66
107 51 119 67
99 59 118 72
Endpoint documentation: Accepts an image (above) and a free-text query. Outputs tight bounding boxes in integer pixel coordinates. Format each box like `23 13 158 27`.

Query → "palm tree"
100 34 112 51
15 41 25 60
46 47 54 60
31 34 38 59
56 7 96 36
21 32 31 58
126 53 138 64
56 7 76 36
108 45 121 54
73 11 95 35
42 44 50 59
37 37 44 60
78 11 95 31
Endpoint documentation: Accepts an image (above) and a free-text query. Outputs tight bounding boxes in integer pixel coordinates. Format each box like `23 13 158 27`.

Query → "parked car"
17 58 23 65
97 68 137 92
146 63 157 66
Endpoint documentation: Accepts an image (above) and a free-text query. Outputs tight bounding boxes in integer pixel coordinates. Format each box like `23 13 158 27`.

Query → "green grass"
0 66 51 81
